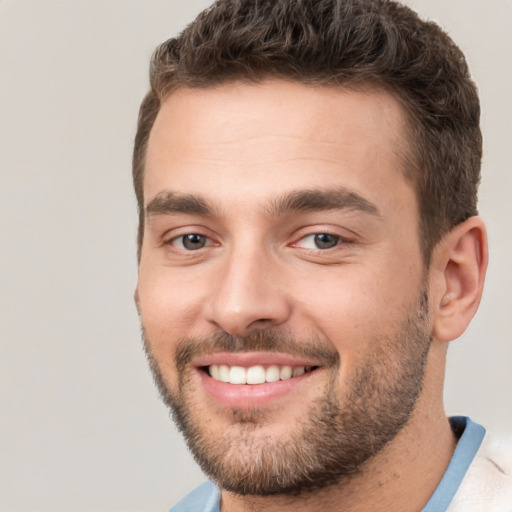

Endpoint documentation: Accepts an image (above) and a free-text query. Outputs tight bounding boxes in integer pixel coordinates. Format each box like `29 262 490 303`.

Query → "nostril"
252 318 273 327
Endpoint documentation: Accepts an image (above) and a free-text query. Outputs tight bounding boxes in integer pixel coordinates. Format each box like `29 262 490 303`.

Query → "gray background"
1 1 510 510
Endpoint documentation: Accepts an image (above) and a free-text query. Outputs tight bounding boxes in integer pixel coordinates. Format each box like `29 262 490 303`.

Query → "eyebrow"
145 187 380 220
266 187 380 217
146 191 213 218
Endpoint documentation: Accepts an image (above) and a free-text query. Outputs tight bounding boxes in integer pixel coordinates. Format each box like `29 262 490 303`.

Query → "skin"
135 81 487 511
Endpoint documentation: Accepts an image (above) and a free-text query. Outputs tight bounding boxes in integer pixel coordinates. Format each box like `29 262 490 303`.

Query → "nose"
205 246 292 336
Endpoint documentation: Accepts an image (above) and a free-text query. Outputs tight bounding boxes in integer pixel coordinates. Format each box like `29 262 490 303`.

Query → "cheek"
293 262 422 355
137 267 204 355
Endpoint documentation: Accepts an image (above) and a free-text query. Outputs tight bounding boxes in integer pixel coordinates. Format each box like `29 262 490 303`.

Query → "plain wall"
1 1 510 510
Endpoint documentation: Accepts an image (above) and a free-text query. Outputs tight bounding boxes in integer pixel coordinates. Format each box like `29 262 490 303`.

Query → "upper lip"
192 351 322 369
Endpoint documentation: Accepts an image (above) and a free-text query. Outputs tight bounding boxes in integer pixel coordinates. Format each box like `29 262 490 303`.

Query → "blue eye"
296 233 342 250
313 233 340 249
178 234 208 250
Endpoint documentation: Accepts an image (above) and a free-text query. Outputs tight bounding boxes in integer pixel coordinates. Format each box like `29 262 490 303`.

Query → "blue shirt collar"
421 416 486 511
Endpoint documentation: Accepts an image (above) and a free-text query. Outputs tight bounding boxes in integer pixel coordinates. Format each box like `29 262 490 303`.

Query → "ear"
134 286 141 315
431 217 488 342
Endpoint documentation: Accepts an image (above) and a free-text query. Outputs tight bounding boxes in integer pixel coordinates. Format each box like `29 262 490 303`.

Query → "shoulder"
169 481 220 512
448 430 512 512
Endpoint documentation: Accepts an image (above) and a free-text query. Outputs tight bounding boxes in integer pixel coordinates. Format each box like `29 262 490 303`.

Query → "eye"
297 233 342 250
171 234 210 251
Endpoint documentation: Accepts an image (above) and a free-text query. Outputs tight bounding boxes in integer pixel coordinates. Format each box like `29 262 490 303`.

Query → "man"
133 0 512 510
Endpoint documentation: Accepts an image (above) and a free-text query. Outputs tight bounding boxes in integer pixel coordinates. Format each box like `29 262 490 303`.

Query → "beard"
142 288 432 496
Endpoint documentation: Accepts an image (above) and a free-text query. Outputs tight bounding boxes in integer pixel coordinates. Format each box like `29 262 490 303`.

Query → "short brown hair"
133 0 481 264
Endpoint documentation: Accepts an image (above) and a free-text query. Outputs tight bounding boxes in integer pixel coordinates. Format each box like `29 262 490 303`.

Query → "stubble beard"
142 289 432 496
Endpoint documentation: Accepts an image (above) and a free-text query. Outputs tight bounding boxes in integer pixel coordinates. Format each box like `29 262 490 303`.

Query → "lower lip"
196 369 316 409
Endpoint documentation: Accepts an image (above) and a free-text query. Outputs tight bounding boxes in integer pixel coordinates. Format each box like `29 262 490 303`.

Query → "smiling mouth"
203 364 320 385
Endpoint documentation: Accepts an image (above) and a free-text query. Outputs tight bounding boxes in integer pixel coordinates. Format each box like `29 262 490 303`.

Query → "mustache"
174 330 340 371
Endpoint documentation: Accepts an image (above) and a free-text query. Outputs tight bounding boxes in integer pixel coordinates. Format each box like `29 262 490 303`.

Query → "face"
136 81 432 495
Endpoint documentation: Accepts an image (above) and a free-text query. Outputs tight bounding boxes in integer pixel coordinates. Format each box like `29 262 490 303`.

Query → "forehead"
144 80 413 213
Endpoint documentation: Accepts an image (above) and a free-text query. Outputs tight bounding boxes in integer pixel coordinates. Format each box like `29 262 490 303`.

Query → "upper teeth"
209 365 308 385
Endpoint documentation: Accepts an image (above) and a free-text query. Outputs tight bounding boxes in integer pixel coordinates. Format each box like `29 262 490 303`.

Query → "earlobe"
432 217 488 342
